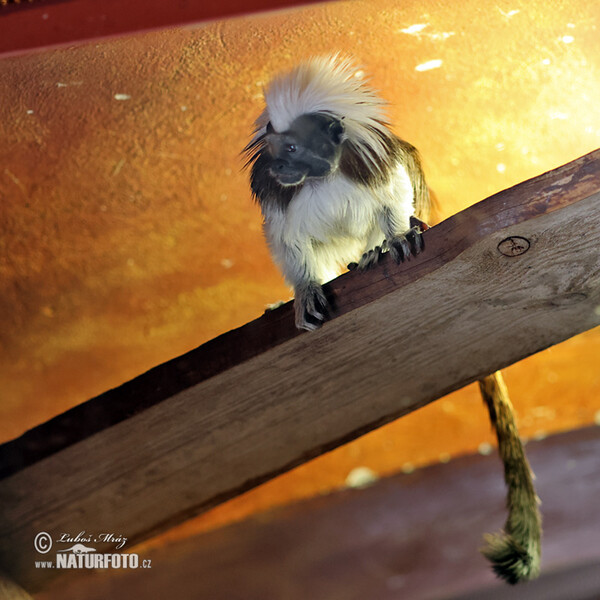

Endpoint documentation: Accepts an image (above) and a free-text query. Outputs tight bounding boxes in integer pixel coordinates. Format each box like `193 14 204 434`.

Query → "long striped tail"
478 371 542 584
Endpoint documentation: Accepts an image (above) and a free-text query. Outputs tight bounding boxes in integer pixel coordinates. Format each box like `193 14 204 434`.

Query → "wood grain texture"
0 149 599 591
35 426 600 600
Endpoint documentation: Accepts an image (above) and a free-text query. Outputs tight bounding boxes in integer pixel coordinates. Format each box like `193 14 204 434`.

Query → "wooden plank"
34 426 600 600
0 574 32 600
0 0 328 58
0 149 599 591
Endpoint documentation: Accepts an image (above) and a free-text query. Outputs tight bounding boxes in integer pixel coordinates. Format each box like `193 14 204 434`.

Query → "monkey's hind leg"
479 371 542 584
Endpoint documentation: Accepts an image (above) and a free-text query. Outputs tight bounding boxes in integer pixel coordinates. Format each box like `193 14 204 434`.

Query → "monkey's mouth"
269 166 307 187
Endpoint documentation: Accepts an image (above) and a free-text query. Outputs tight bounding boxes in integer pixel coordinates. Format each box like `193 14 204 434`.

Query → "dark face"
265 113 345 186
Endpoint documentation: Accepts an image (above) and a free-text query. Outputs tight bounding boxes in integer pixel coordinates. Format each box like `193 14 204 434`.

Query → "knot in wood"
497 236 530 257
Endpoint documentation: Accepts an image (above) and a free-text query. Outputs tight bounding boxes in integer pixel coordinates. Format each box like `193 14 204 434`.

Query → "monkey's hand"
347 234 419 271
387 216 428 263
348 217 429 271
294 281 328 331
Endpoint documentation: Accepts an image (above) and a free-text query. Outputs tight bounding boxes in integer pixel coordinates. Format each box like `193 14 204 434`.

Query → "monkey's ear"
328 118 345 145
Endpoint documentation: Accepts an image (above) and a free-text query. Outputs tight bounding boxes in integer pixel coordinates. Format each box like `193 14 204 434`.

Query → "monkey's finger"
306 295 328 320
358 246 383 270
295 302 325 330
389 236 412 262
406 227 424 254
296 316 322 331
301 306 326 331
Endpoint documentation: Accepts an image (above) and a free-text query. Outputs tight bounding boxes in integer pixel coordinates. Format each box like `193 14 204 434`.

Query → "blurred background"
0 0 599 547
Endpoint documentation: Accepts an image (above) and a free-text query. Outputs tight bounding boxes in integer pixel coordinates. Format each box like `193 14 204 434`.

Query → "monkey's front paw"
294 282 328 331
388 223 425 263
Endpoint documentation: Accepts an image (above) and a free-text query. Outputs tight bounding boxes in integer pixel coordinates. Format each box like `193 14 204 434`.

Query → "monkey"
244 55 429 331
244 55 541 584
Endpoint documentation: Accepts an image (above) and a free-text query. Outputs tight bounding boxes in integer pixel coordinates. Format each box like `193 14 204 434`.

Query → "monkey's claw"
295 281 328 331
409 216 430 232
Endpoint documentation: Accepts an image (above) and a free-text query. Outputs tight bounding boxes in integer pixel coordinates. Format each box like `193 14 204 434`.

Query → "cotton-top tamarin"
244 55 429 330
244 55 541 584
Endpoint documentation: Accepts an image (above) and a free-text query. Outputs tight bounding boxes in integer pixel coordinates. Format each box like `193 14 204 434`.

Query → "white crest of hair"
255 54 392 170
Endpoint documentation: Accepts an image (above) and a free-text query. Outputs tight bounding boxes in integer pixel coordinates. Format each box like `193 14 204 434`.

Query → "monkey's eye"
285 144 297 153
266 121 274 134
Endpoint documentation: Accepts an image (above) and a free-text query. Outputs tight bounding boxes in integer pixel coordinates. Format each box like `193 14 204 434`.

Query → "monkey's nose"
271 159 288 171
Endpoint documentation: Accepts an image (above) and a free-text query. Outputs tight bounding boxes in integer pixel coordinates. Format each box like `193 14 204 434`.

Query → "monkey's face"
265 113 345 186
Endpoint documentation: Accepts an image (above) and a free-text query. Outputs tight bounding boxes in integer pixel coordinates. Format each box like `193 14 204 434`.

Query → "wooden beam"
34 427 600 600
1 149 599 591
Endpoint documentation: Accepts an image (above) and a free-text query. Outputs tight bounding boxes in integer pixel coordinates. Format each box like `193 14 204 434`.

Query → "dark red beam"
0 0 325 58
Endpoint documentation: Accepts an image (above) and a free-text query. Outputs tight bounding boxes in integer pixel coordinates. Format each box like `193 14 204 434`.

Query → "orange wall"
1 0 599 541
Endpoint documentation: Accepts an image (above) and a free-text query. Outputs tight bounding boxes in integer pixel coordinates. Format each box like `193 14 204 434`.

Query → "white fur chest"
285 175 378 244
263 163 414 285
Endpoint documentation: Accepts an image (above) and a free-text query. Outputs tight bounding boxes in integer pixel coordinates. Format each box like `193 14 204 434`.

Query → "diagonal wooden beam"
33 426 600 600
0 573 32 600
1 149 599 591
